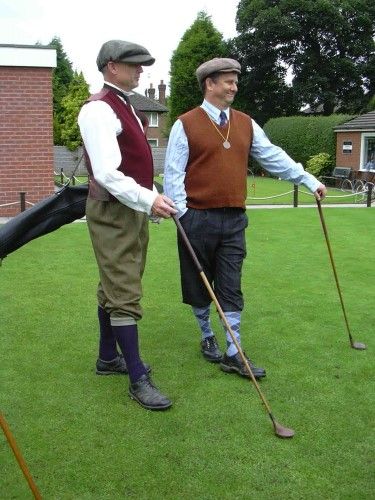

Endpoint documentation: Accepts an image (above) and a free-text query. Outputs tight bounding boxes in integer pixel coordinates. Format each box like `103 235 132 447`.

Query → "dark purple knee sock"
112 324 147 384
98 306 118 361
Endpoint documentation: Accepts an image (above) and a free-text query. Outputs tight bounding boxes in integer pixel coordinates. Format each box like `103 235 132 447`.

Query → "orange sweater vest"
180 107 253 209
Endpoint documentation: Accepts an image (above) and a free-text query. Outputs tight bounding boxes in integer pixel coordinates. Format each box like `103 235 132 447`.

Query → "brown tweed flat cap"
196 58 241 83
97 40 155 71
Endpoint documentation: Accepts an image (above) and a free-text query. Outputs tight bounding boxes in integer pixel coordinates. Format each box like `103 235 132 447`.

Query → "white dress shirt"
78 81 157 214
163 99 321 217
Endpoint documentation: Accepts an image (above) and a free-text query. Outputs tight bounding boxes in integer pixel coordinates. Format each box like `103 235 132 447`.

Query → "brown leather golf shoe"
201 335 223 362
129 374 172 411
220 352 266 380
96 355 151 375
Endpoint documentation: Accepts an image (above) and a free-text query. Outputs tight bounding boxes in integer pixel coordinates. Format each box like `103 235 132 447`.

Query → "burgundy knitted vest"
84 88 154 200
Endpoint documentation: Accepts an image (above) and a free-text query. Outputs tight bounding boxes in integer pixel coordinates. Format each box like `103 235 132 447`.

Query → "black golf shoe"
96 355 151 375
220 352 266 380
129 374 172 411
201 335 223 362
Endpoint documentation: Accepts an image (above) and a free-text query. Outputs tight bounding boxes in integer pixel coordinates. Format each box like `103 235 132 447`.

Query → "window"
361 133 375 171
148 138 158 147
145 112 158 127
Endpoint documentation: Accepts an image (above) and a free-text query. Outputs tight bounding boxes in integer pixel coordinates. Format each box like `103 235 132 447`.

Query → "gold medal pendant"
206 111 231 149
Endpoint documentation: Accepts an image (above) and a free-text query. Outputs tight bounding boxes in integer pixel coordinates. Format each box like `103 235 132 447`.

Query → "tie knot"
219 111 227 127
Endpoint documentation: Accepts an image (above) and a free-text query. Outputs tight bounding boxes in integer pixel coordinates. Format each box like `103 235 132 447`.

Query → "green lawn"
0 208 374 499
156 175 366 206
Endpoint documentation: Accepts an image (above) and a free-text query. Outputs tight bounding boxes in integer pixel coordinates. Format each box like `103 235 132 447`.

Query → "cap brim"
118 55 155 66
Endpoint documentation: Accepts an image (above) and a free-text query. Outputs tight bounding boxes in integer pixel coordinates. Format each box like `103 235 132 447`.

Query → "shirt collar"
103 81 132 99
201 99 229 123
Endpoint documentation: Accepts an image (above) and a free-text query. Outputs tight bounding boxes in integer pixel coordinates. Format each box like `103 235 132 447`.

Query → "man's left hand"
314 183 327 201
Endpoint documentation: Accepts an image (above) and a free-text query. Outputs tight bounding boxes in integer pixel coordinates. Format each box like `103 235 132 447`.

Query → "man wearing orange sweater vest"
164 58 326 380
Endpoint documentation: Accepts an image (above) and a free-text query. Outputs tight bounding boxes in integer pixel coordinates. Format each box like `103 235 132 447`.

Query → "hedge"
262 114 356 167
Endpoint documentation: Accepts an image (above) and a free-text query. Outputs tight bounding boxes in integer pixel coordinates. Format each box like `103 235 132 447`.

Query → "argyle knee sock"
112 324 147 384
192 305 214 340
222 311 241 356
98 306 118 361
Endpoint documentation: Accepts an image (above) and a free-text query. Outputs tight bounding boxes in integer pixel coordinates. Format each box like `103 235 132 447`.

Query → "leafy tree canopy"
232 0 375 121
168 11 228 127
60 72 90 151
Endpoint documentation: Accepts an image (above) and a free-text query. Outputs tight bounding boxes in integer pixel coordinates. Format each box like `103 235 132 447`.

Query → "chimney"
148 83 155 100
158 80 166 105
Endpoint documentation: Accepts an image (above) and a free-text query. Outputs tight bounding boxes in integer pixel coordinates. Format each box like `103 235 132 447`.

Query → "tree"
168 11 228 128
233 0 375 119
49 37 74 144
228 35 299 125
60 72 90 151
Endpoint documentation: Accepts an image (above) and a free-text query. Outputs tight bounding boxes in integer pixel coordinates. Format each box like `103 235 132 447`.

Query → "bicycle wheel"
341 179 353 192
354 179 365 191
355 183 366 203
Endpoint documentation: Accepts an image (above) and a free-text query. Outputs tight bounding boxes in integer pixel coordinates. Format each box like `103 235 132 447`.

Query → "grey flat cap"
97 40 155 71
196 58 241 83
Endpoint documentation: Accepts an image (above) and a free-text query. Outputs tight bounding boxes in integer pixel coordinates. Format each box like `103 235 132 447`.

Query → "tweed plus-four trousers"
86 198 149 324
177 207 248 311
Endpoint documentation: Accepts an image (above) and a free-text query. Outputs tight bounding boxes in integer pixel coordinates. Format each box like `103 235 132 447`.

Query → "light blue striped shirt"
163 99 321 217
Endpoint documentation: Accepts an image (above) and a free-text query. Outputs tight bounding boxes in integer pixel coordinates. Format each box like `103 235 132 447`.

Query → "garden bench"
321 167 352 187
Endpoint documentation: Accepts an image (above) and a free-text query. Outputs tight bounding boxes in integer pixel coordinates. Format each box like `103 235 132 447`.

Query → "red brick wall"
335 131 361 171
0 66 55 216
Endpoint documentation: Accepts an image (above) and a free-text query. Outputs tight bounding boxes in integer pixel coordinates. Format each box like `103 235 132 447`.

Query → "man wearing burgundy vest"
164 58 327 380
78 40 176 411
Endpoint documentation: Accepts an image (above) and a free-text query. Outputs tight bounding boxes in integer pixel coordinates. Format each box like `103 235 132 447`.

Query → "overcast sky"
0 0 240 95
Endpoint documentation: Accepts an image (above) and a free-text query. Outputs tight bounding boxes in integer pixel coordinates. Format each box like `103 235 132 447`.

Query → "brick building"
130 80 169 147
0 44 56 216
334 111 375 180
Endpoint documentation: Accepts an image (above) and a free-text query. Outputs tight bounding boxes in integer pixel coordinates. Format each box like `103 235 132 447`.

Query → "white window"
146 112 158 127
148 138 158 147
360 133 375 171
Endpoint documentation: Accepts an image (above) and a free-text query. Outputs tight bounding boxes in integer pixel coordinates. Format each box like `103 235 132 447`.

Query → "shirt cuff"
138 187 158 214
303 171 321 193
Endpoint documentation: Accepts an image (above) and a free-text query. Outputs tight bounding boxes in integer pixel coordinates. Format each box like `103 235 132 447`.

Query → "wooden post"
20 192 26 212
60 168 64 184
367 184 373 207
293 185 298 207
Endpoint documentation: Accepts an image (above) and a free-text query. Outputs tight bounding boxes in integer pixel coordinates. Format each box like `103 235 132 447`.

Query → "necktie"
219 111 227 127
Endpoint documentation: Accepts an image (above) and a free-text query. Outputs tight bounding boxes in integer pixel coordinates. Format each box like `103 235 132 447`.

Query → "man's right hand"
151 194 177 219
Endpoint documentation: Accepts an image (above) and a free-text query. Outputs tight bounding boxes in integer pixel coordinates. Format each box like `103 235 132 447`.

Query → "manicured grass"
156 174 364 206
0 208 374 499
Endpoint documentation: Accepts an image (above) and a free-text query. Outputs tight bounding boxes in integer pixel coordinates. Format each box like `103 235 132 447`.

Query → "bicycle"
341 177 375 203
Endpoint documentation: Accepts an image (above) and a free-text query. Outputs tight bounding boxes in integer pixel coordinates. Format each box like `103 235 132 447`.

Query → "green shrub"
306 152 333 178
263 114 356 167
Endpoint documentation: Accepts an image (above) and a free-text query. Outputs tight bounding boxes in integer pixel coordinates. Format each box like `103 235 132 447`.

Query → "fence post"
20 192 26 212
293 185 298 207
72 176 76 186
367 184 373 207
60 168 64 184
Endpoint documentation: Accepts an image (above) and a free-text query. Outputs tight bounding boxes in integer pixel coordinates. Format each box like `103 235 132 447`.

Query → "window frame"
146 112 159 128
360 132 375 171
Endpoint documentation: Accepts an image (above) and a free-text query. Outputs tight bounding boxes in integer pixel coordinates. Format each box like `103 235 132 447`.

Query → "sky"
0 0 240 96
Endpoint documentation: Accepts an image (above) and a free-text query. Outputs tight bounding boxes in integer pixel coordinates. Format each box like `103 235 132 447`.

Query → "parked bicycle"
341 176 375 203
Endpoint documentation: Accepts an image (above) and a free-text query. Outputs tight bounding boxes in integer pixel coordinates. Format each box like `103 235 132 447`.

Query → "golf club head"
274 421 295 439
351 341 367 350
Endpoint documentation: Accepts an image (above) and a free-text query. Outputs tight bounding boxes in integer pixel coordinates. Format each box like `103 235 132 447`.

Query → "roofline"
0 43 53 50
334 128 375 132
